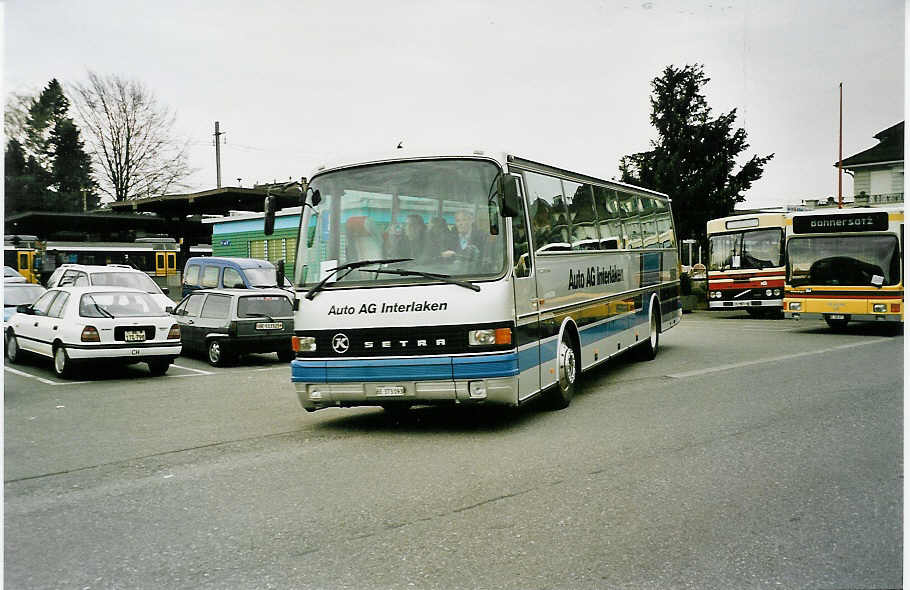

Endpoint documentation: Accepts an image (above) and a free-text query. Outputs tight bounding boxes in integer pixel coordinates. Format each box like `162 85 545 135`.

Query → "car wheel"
207 339 231 367
276 349 294 362
636 304 660 361
148 359 171 376
53 345 75 379
548 330 578 409
6 331 21 363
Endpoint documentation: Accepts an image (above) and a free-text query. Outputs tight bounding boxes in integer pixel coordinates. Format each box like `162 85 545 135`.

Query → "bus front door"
509 178 541 402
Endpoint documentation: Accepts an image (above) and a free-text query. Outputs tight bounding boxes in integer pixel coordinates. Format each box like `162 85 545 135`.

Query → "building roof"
105 186 303 217
838 121 904 168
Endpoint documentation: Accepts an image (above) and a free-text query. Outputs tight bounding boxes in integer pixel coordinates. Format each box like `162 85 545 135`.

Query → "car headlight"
873 304 887 313
788 302 801 311
469 328 512 346
293 336 316 352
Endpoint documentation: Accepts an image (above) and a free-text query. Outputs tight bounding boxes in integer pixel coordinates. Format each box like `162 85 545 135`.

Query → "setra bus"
265 149 682 412
706 212 787 317
784 206 903 330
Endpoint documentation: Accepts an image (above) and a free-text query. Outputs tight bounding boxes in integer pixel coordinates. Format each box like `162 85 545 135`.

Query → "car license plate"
376 385 405 397
255 322 282 330
124 330 146 342
829 314 845 320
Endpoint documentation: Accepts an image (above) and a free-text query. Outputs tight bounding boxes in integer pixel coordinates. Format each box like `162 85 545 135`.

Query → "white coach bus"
265 149 681 412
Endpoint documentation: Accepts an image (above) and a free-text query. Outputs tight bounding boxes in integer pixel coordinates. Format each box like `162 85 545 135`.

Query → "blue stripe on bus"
292 352 519 383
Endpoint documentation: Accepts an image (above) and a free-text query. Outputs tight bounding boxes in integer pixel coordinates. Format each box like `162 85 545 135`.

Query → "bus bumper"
785 311 902 323
291 353 519 411
708 299 781 309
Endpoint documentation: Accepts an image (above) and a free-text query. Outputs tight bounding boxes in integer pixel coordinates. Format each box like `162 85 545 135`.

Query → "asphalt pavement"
4 311 903 589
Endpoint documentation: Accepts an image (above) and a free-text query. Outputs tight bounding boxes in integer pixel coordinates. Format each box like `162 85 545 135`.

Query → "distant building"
838 121 904 206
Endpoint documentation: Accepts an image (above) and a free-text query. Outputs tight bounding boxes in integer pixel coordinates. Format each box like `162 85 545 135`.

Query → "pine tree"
619 64 773 248
5 139 52 215
24 79 70 168
49 119 98 211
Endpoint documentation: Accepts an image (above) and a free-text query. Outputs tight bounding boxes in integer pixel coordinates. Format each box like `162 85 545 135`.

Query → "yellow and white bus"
266 149 682 412
784 206 903 330
706 212 787 317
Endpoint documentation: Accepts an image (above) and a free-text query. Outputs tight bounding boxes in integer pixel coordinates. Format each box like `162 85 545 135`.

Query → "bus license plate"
376 386 405 397
829 314 845 320
256 322 282 330
124 330 146 342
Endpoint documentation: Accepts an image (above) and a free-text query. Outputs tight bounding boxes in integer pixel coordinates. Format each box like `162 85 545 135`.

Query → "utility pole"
837 83 843 209
214 121 224 188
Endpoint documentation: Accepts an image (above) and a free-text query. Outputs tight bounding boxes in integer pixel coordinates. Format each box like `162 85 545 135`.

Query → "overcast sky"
4 0 905 209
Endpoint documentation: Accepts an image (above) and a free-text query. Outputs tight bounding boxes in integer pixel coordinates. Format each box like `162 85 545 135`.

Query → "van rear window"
237 295 292 318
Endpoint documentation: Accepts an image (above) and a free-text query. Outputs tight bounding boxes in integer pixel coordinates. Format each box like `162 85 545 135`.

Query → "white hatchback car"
5 286 182 378
45 264 175 311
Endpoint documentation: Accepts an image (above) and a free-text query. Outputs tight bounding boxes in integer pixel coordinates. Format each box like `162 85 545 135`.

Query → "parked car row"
4 285 295 379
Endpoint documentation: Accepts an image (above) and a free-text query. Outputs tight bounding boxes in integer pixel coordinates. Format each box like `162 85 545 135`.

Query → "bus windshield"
294 159 507 287
787 235 901 287
709 228 782 271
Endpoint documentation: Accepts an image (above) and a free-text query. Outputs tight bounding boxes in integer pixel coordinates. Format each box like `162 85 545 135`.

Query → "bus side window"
620 192 643 249
511 189 532 278
524 171 569 252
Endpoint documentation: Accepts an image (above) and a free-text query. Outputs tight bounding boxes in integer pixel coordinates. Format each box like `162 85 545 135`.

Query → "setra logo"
332 333 350 354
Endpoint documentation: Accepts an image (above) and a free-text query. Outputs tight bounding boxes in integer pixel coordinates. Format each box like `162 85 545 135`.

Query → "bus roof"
308 148 669 200
706 212 788 234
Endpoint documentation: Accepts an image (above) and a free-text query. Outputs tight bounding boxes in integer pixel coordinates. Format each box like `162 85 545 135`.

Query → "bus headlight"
873 304 887 313
293 336 316 352
773 289 781 296
469 328 512 346
765 289 773 297
788 302 801 311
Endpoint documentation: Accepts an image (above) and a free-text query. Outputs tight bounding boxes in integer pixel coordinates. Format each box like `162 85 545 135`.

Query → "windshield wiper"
369 268 481 292
304 258 413 300
245 313 275 321
92 302 115 318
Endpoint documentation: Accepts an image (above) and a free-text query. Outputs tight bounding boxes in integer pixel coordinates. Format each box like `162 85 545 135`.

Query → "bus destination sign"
792 211 889 234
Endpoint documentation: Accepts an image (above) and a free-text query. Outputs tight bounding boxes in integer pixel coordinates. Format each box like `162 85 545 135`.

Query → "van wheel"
549 331 578 409
53 345 75 379
636 305 660 361
6 331 21 363
207 339 232 366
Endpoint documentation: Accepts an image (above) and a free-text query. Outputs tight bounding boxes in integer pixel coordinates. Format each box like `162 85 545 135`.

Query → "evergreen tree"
4 79 99 215
619 64 773 247
49 118 98 211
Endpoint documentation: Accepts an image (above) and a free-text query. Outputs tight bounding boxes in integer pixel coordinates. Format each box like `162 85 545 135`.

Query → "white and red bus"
706 212 787 317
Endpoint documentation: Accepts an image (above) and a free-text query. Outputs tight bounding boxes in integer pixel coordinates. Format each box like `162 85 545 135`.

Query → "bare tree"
69 72 193 201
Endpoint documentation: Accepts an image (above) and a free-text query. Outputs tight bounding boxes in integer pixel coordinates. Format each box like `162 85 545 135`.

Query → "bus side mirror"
264 195 277 235
276 258 286 287
310 189 322 207
500 176 520 218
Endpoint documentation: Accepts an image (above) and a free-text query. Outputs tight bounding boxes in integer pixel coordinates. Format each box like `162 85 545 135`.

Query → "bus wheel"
550 332 578 409
825 316 849 331
636 306 660 361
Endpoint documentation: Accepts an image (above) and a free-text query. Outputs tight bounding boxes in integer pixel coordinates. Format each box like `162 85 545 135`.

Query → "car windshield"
237 295 293 318
709 228 783 271
80 291 167 317
243 267 291 288
90 272 163 294
293 158 507 287
787 235 901 287
4 284 45 306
